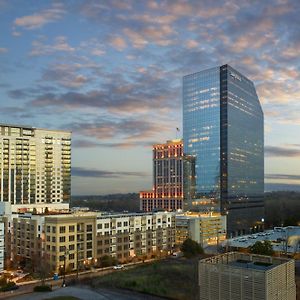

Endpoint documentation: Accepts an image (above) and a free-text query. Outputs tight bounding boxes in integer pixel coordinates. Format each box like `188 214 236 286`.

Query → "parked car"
172 251 183 258
113 265 124 270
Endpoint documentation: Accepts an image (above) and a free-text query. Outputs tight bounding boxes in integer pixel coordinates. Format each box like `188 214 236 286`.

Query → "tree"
36 253 51 286
180 238 204 258
249 240 274 256
99 255 118 267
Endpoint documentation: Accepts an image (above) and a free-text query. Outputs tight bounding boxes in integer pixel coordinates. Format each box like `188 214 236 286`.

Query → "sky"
0 0 300 195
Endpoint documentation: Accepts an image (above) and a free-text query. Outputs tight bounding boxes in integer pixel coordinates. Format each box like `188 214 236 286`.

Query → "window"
59 226 66 234
69 225 75 232
86 224 93 232
59 255 64 261
123 221 128 226
52 237 56 242
104 223 109 229
87 242 92 249
69 253 75 260
69 235 75 242
59 246 65 252
59 236 65 243
117 222 122 227
97 224 102 229
97 240 103 246
86 233 92 240
69 244 75 250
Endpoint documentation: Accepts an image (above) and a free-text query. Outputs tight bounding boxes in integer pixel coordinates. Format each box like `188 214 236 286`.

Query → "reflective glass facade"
183 67 221 208
183 65 264 235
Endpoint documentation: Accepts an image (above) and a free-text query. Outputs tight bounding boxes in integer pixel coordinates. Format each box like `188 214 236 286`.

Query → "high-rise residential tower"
140 139 195 212
0 124 71 213
183 64 264 236
140 139 184 211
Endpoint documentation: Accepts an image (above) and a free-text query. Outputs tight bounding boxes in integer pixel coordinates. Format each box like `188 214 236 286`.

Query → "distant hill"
71 193 140 212
71 191 300 228
265 191 300 227
265 183 300 192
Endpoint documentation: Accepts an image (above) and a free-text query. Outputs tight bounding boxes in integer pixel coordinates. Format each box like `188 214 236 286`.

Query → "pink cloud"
109 36 127 51
14 3 65 29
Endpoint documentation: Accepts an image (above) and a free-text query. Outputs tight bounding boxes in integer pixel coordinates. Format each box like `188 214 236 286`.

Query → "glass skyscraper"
183 64 264 236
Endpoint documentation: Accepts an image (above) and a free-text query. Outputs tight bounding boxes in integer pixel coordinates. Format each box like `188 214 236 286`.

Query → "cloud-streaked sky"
1 0 300 195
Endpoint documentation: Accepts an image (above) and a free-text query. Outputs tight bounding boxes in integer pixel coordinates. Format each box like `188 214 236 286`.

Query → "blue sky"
0 0 300 195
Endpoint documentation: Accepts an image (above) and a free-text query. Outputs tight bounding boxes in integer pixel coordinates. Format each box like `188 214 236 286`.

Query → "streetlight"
261 218 265 231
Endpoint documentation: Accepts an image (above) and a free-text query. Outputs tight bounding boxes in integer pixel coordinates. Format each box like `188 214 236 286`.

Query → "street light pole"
76 247 79 280
63 254 66 286
62 246 69 287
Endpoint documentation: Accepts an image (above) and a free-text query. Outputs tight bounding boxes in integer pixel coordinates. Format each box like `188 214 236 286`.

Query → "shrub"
0 281 18 292
99 255 118 267
33 285 52 292
249 240 274 256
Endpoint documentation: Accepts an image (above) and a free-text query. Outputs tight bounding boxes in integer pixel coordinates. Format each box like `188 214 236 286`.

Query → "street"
8 285 166 300
0 260 155 299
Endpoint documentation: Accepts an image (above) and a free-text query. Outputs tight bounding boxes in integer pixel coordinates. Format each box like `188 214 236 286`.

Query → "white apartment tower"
0 124 71 213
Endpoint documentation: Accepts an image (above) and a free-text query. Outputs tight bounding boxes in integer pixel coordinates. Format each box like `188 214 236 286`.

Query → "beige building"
199 252 296 300
13 215 44 267
96 212 175 263
175 212 226 247
0 123 71 213
44 213 96 272
10 211 175 272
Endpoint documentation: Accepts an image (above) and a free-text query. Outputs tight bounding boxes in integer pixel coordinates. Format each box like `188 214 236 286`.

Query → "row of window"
46 224 93 234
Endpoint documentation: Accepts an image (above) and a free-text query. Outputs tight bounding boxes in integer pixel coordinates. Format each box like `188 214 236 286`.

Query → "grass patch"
91 258 200 300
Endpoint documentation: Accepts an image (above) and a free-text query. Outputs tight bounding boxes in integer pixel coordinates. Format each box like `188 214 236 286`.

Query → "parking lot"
224 226 300 253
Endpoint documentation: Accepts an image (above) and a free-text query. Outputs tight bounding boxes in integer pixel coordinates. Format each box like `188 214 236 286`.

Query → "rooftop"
200 252 291 272
176 212 223 219
0 122 71 133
